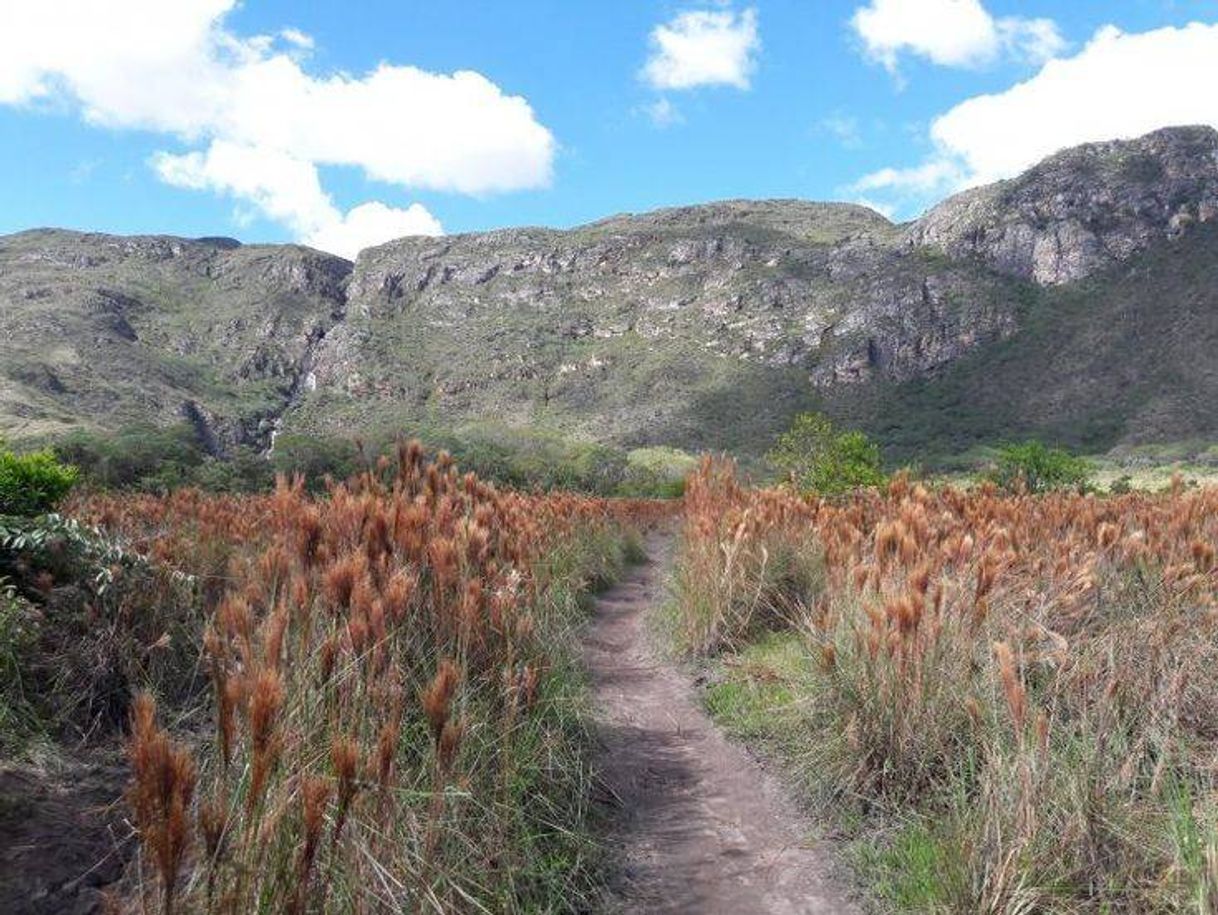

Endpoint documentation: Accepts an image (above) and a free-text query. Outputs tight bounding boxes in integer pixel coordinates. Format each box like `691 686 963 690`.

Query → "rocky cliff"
909 125 1218 284
3 125 1217 458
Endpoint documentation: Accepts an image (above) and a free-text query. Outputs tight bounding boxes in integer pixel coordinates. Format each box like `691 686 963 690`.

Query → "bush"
55 423 208 490
767 412 886 495
269 433 361 487
0 513 204 738
987 440 1090 493
0 446 79 515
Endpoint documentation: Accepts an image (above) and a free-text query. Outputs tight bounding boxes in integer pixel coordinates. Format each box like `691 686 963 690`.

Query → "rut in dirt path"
587 532 860 915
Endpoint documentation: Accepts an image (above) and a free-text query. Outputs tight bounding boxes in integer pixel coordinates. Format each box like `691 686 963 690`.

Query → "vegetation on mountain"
5 127 1218 470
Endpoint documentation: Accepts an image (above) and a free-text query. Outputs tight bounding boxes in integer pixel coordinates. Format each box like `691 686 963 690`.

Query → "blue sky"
3 1 1218 257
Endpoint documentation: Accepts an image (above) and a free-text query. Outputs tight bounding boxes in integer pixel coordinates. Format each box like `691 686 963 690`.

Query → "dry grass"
677 459 1218 912
88 442 668 914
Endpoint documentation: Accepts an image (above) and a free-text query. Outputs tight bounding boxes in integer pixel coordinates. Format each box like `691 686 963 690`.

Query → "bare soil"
588 533 860 914
0 752 132 915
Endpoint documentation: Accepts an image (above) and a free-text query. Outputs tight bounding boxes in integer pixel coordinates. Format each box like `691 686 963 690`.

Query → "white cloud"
642 8 760 91
850 0 1065 72
0 0 554 256
641 98 684 128
152 141 442 260
305 202 443 260
931 22 1218 186
997 17 1068 67
851 197 896 221
819 113 863 149
852 159 965 196
153 142 335 237
853 21 1218 212
279 28 314 51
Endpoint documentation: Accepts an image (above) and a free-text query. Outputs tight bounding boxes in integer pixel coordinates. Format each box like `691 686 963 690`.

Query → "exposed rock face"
0 230 350 447
2 126 1217 455
319 201 1015 417
910 126 1218 284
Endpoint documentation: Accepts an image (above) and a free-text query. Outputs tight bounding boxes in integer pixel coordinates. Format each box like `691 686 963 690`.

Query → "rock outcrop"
909 125 1218 284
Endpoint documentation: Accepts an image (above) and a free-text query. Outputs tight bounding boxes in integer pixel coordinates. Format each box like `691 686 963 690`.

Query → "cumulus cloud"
853 21 1218 211
642 8 760 91
305 202 443 260
851 197 896 221
850 0 1065 72
851 158 966 196
0 0 554 256
151 140 443 259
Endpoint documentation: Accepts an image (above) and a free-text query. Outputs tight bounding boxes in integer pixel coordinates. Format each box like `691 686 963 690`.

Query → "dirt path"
587 532 860 915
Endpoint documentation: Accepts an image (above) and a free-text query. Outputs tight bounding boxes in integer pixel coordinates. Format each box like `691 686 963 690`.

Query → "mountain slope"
2 125 1217 462
826 222 1218 459
297 200 1018 452
909 125 1218 284
0 230 349 447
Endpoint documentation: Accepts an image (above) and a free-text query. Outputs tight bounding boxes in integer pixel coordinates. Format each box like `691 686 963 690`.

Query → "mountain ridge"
3 125 1217 462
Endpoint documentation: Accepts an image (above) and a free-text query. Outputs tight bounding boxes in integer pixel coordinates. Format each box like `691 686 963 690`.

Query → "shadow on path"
586 532 859 915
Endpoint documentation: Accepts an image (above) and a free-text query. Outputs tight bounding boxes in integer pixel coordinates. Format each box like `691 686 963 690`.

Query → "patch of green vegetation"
0 445 78 515
766 412 886 494
701 631 821 765
985 440 1091 493
55 423 280 492
52 417 691 499
851 821 962 911
627 446 697 487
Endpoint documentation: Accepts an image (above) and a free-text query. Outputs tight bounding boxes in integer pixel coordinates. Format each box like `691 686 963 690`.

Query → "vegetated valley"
3 124 1218 914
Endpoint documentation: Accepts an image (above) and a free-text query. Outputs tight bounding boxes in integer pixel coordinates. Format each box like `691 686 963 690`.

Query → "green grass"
852 822 959 911
704 632 812 741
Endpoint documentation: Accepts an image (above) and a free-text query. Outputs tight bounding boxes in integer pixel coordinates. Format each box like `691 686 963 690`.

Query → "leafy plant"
767 412 886 495
986 440 1090 493
55 424 208 491
0 445 78 515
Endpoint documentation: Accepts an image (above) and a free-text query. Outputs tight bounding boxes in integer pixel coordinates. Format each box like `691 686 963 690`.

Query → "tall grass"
677 460 1218 912
109 442 668 913
673 456 822 654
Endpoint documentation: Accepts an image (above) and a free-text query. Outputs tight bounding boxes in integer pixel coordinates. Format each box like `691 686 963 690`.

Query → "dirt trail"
587 532 859 915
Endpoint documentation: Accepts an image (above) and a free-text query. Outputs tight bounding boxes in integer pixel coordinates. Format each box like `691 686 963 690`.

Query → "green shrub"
269 433 361 487
986 440 1090 493
0 446 79 515
767 412 886 495
55 423 207 490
